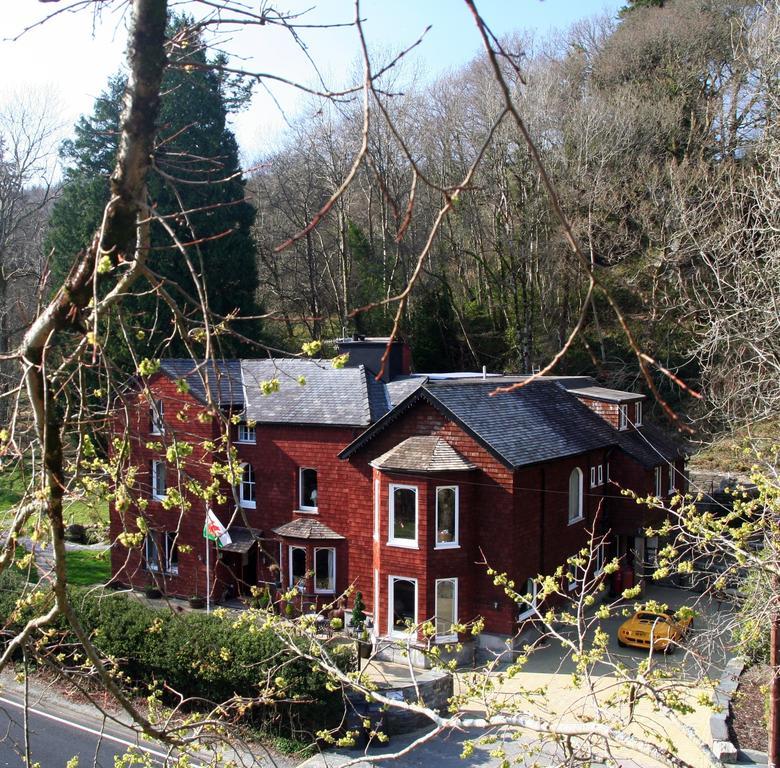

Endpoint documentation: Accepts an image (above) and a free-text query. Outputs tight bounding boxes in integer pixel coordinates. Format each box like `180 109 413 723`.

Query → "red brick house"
110 341 685 658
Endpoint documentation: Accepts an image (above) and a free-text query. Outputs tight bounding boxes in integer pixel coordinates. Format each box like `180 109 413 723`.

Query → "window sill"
387 540 418 549
434 542 460 550
567 516 584 526
314 588 335 595
151 495 166 502
294 508 318 515
240 501 256 509
235 440 256 445
434 634 458 644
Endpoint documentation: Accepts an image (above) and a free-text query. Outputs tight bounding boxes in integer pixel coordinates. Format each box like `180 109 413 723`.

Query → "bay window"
435 578 458 641
435 486 458 548
389 484 417 547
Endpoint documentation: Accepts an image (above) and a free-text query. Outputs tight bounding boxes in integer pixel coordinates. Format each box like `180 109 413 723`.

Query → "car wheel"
663 643 676 655
618 638 627 648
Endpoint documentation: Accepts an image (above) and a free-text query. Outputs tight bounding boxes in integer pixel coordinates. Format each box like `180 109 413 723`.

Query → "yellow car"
617 610 693 653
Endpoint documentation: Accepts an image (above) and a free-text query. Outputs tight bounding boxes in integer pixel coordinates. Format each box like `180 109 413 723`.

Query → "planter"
357 639 372 659
144 587 162 600
188 596 206 609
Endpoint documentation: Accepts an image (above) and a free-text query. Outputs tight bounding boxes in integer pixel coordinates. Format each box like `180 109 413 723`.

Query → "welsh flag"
203 509 232 547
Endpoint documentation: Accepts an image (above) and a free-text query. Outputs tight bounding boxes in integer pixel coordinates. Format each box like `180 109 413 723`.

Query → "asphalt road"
0 690 178 767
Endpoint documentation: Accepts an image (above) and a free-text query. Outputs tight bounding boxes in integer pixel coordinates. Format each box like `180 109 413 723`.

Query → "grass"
0 462 108 527
691 416 780 474
65 549 111 586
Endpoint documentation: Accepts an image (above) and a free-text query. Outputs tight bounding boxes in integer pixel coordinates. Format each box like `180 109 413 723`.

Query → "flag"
203 509 232 547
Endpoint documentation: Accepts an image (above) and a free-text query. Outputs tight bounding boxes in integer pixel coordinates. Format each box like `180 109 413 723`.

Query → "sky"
0 0 623 166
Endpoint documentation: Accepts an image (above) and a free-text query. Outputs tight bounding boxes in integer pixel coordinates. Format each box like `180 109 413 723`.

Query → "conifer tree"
47 15 261 360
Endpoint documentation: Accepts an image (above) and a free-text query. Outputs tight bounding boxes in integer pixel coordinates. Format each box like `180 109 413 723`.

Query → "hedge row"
0 569 351 736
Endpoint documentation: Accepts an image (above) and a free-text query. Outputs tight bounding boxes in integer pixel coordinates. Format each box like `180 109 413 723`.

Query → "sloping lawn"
65 549 110 586
1 463 108 528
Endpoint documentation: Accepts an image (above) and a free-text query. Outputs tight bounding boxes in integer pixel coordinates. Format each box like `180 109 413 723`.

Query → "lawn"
65 549 111 586
0 462 108 527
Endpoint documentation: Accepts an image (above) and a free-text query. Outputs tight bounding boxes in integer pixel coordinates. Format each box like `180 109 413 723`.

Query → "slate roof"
160 359 243 406
386 376 426 406
273 519 345 540
340 377 620 469
614 423 686 468
240 359 391 427
370 436 477 473
220 526 262 553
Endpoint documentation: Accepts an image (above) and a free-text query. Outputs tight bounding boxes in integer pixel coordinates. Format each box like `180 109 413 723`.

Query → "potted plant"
349 592 372 661
144 585 162 600
188 595 205 609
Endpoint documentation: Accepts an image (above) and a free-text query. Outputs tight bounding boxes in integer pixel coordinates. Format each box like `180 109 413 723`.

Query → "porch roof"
220 526 262 553
273 519 345 540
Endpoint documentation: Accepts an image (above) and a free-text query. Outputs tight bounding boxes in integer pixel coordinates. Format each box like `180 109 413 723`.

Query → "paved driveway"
302 585 729 768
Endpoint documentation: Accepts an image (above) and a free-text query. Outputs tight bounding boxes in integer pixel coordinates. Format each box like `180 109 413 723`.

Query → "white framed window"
150 399 164 434
435 578 458 642
435 486 459 548
237 424 256 443
151 460 166 500
389 484 418 548
299 468 318 511
654 466 663 497
606 462 611 482
373 478 380 542
144 533 160 572
618 404 628 431
568 468 583 524
144 532 178 575
590 467 597 489
518 578 539 621
388 576 417 637
669 463 677 493
314 547 335 593
635 401 643 426
289 546 306 590
240 463 256 508
594 542 607 576
597 464 604 486
567 567 578 592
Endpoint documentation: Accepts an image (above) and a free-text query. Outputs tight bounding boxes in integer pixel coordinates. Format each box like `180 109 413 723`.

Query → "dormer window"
150 399 164 434
635 401 643 426
619 404 628 431
237 424 256 444
299 468 318 511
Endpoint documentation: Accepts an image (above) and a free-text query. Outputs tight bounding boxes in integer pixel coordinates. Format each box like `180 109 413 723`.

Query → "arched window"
240 463 256 508
568 468 583 523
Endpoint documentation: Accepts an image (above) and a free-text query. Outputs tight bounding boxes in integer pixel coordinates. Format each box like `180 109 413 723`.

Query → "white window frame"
150 399 164 435
435 486 459 549
145 533 160 572
654 466 663 498
590 467 597 489
237 424 256 444
164 531 179 575
388 575 418 638
388 484 418 548
606 462 611 482
151 460 166 501
289 546 307 591
594 542 606 577
568 468 584 524
313 547 336 594
434 578 458 642
298 467 318 512
669 463 677 493
618 403 628 431
240 463 256 509
635 401 643 426
567 567 578 592
597 464 604 486
373 478 380 542
518 578 539 621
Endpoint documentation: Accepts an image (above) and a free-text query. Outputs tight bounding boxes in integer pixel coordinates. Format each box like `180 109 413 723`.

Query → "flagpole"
206 532 211 613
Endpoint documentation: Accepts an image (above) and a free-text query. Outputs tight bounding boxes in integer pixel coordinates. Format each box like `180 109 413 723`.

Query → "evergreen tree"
47 16 261 360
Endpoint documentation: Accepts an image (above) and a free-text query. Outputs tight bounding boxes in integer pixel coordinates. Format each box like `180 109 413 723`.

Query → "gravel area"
729 663 769 753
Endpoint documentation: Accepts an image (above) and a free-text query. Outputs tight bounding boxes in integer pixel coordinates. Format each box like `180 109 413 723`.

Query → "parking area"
303 584 729 768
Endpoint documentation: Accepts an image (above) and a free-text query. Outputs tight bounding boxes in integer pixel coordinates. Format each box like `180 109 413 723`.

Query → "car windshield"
636 612 670 623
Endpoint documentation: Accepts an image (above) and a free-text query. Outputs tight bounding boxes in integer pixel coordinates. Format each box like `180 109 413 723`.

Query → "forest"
1 0 776 434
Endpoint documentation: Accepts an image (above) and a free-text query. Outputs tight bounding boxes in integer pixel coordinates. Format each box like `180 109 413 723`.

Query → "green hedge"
0 574 351 737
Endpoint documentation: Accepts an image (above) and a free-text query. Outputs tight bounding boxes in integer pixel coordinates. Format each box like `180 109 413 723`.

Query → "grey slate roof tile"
614 424 686 468
160 359 243 407
371 436 477 472
240 359 375 426
386 376 426 406
273 519 345 540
